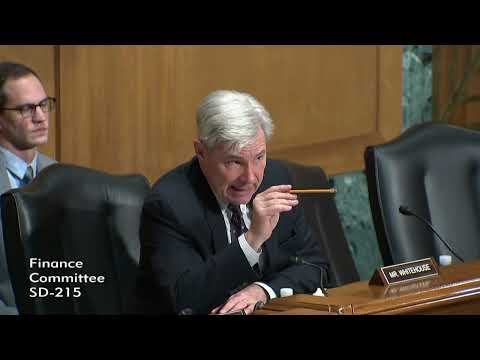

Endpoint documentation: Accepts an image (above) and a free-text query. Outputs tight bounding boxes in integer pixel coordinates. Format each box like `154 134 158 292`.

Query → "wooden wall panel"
0 45 57 159
59 45 402 182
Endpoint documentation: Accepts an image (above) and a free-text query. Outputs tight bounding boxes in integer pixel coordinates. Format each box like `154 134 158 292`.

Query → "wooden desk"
256 260 480 315
254 307 334 315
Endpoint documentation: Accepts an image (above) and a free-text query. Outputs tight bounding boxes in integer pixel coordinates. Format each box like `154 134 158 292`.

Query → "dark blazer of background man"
0 62 56 315
132 90 328 315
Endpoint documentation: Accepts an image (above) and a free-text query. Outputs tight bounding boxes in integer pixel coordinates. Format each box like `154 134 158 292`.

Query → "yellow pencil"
289 189 337 194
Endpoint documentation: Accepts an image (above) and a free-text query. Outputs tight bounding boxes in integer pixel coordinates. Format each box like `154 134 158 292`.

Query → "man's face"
0 74 49 151
196 128 267 205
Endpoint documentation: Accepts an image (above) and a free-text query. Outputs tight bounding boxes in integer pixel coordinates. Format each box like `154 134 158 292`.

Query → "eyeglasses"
1 97 56 119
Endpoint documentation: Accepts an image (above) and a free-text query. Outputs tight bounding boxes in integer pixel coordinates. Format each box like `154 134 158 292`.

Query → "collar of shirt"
0 145 38 181
213 195 250 219
210 193 251 242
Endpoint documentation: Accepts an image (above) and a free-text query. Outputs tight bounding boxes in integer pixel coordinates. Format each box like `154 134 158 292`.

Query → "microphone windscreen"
399 205 411 215
288 256 300 265
178 308 193 315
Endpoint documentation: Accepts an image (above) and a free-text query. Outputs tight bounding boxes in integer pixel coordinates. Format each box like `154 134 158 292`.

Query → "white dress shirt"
216 199 277 300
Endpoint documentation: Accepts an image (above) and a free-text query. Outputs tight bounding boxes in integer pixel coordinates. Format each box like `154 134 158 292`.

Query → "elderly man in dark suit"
132 90 328 315
0 62 56 315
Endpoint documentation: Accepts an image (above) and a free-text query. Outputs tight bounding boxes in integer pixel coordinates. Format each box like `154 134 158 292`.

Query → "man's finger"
219 297 245 314
210 306 220 314
244 303 256 315
258 198 298 207
260 184 292 194
257 192 297 202
256 199 299 212
256 205 295 217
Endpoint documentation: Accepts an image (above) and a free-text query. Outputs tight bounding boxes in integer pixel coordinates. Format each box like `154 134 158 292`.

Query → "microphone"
398 205 465 262
178 308 194 315
289 256 328 296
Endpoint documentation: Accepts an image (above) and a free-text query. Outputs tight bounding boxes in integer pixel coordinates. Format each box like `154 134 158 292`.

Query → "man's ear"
193 139 206 160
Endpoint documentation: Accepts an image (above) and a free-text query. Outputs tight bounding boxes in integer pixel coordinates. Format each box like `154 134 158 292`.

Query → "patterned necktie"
22 165 34 186
228 204 262 275
228 204 248 242
228 204 262 276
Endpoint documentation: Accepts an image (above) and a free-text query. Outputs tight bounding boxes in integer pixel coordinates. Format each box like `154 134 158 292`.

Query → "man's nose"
32 106 47 122
241 164 256 183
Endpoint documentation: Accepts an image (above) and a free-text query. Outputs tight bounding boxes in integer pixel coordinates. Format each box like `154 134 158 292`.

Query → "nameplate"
369 257 439 287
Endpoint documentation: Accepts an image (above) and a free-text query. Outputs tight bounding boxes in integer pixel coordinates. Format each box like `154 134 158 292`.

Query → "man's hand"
245 184 298 251
210 284 268 315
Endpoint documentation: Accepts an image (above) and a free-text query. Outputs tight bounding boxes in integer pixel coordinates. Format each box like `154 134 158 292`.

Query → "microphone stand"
289 256 328 296
399 206 465 263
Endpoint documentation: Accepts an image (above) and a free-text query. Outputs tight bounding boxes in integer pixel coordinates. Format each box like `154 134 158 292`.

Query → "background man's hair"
0 61 40 108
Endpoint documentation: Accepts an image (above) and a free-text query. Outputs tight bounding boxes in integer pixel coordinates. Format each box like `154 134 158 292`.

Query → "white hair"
196 90 274 151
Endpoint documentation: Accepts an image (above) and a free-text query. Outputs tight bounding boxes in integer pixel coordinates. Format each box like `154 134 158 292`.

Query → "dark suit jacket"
132 157 328 314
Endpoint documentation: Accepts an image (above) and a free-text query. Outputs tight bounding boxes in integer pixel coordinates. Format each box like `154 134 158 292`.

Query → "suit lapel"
37 153 55 172
188 158 229 254
206 205 230 254
0 152 12 194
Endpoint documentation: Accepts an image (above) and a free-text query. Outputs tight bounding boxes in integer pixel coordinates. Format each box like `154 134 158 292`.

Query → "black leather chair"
364 122 480 266
282 161 359 287
0 163 150 314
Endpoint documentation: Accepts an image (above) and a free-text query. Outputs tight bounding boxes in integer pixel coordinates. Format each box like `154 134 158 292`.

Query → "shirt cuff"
254 282 277 300
238 233 261 267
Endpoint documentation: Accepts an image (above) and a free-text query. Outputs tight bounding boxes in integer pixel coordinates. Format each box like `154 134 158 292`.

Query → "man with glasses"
0 61 56 315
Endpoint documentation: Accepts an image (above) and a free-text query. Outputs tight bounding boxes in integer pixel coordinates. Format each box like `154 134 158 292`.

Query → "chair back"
1 163 150 314
364 122 480 265
283 161 359 286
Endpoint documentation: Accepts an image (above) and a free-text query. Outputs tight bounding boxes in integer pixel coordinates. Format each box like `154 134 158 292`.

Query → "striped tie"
228 204 248 242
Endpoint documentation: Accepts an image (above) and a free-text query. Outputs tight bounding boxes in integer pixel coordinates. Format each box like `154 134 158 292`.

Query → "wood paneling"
0 46 57 159
59 46 402 182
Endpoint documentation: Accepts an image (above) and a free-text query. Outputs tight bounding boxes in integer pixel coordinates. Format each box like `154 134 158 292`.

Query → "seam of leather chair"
373 150 390 250
10 193 25 245
365 145 394 266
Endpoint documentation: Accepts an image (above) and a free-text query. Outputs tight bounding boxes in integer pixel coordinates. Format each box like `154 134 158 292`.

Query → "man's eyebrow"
225 154 243 160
